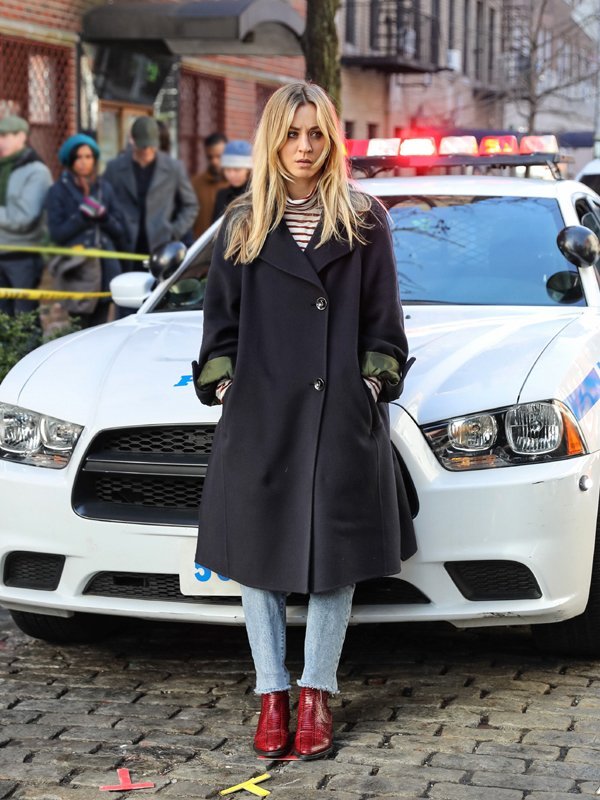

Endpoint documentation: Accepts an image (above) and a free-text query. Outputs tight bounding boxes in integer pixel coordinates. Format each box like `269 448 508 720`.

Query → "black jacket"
193 197 416 593
212 183 249 222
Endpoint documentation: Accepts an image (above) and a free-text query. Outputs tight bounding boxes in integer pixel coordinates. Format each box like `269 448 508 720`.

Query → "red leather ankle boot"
253 690 291 757
293 687 334 760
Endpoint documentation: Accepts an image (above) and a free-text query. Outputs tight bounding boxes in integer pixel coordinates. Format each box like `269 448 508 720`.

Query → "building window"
474 0 484 81
345 0 356 45
431 0 440 66
448 0 455 50
463 0 470 75
256 84 274 125
28 55 54 124
367 123 379 139
178 70 224 177
0 36 71 176
369 0 380 50
488 7 496 83
345 120 355 139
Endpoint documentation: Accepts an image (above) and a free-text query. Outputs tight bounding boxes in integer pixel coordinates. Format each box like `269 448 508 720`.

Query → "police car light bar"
347 135 565 178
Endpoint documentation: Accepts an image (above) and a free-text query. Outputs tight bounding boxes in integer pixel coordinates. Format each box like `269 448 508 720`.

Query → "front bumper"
1 408 598 627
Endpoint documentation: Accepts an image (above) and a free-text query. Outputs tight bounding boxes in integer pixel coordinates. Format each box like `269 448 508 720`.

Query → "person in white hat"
212 140 253 221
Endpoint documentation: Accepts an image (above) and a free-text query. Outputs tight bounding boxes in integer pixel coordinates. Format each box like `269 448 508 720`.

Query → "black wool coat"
193 198 416 593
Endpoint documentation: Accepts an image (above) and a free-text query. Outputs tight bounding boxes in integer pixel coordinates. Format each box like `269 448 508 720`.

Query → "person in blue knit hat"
45 133 127 326
212 139 253 221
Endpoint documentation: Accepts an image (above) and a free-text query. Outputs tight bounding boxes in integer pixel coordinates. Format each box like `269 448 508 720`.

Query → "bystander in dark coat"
103 117 198 259
46 133 126 326
191 132 228 238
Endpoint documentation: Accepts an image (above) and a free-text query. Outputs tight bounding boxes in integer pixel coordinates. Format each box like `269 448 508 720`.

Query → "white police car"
2 134 600 655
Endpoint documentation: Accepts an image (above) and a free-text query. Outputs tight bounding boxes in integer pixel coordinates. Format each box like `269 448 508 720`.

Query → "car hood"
8 306 580 429
399 305 580 424
13 313 219 428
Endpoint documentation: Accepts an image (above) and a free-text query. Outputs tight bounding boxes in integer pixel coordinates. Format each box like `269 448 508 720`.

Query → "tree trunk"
302 0 342 113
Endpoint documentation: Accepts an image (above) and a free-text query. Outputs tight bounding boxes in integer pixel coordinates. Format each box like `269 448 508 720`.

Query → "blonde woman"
192 82 415 760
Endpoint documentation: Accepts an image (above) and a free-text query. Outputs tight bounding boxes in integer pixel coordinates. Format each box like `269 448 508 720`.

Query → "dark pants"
0 254 44 316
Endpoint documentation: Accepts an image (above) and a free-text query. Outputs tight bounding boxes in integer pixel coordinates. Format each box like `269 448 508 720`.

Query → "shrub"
0 310 79 384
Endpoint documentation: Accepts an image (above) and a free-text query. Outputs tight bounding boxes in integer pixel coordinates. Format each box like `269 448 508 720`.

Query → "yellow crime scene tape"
0 243 149 261
0 243 150 300
0 288 111 300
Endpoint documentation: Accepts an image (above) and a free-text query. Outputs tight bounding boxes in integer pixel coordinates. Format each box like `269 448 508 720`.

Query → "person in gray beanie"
212 140 253 221
0 115 52 315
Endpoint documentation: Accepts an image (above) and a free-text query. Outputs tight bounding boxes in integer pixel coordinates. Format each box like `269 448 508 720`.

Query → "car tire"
532 505 600 657
9 610 122 644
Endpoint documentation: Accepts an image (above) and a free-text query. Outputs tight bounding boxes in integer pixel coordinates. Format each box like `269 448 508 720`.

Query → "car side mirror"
149 241 187 280
556 225 600 268
546 271 583 304
109 272 155 309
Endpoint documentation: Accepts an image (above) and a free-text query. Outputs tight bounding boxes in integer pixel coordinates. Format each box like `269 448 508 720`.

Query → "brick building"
0 0 597 180
0 0 305 177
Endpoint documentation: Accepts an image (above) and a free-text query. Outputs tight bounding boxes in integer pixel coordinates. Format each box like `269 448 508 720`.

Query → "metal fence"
0 34 74 177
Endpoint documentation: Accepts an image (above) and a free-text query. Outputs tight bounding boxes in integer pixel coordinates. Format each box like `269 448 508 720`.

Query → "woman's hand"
363 376 382 402
79 195 107 220
215 378 232 404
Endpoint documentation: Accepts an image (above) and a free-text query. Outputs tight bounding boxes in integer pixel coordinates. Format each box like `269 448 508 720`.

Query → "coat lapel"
259 221 324 290
304 219 355 273
120 155 138 201
148 152 170 193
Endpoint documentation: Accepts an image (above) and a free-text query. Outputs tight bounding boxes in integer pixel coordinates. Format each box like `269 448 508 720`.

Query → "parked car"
2 136 600 655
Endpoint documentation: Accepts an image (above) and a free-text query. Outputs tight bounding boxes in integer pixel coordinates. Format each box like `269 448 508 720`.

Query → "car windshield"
150 193 583 312
383 195 583 306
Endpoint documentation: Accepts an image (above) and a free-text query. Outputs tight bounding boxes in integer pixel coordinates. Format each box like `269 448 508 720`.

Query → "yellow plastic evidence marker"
219 772 271 797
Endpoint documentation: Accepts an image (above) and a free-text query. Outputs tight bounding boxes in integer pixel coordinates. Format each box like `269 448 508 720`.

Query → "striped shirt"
283 189 321 251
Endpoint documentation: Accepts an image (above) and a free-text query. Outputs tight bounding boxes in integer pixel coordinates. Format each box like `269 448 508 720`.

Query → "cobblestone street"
3 610 600 799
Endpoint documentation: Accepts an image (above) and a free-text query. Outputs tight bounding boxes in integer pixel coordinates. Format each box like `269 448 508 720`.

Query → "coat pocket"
359 375 381 432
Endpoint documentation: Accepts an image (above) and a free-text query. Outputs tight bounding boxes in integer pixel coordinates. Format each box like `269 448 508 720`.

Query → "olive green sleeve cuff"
360 351 401 386
197 356 234 388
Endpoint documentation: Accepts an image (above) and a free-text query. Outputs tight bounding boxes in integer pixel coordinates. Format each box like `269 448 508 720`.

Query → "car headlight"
0 403 83 469
422 400 586 471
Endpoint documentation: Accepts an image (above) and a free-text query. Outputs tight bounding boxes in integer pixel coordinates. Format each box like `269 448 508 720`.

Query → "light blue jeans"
240 584 355 695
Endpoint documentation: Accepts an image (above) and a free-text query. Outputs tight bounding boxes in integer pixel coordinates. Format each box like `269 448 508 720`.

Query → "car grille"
72 425 214 525
3 551 65 591
84 572 430 605
445 560 542 601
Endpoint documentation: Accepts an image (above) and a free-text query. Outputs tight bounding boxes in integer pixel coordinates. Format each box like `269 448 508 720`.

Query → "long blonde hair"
223 82 371 264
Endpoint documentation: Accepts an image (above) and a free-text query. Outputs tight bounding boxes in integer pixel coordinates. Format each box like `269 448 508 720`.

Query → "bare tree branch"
502 0 599 129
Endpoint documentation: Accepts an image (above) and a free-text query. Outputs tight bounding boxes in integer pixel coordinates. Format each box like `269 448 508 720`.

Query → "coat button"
313 378 325 391
315 297 328 311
